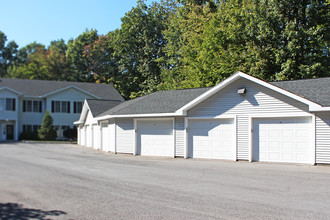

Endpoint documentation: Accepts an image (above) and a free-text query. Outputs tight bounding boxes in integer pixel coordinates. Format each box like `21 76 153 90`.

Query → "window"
62 125 70 131
6 98 16 111
23 100 42 112
54 101 60 112
74 101 83 113
23 124 41 133
33 125 40 132
52 101 70 113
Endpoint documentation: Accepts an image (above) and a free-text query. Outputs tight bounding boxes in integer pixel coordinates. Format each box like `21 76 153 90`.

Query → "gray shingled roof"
99 87 211 116
96 76 330 117
0 78 124 101
270 77 330 107
86 99 123 117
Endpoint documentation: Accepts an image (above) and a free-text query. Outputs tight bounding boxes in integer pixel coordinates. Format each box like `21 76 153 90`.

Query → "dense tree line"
0 0 329 99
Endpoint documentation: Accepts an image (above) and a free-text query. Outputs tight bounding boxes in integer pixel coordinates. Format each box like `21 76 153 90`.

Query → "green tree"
38 110 57 141
0 31 19 77
66 29 98 82
83 33 120 84
8 40 73 81
46 40 73 81
113 0 170 98
8 42 48 79
159 1 219 89
160 0 329 89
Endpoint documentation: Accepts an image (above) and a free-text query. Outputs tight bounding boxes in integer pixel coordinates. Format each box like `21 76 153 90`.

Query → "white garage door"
253 117 313 164
188 119 235 160
81 126 86 146
137 119 174 157
101 122 109 152
92 125 100 150
86 125 93 148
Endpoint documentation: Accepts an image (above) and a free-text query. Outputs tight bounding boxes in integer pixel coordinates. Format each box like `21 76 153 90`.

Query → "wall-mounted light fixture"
237 88 246 95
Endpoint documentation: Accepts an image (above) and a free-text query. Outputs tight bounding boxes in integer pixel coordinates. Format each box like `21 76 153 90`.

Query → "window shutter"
39 101 42 112
12 99 16 111
23 100 26 112
74 102 76 113
51 101 54 113
68 102 70 113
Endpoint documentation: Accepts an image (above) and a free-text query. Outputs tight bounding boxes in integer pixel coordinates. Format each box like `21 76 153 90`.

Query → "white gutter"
95 112 185 121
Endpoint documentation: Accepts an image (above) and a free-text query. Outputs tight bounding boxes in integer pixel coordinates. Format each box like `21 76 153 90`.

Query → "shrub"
63 128 77 140
19 131 39 141
38 110 57 141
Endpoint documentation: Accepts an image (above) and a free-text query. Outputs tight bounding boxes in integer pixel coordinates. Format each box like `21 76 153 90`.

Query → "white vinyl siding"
116 118 134 154
188 78 310 161
0 90 19 119
46 88 94 129
316 113 330 164
175 117 185 157
237 115 249 160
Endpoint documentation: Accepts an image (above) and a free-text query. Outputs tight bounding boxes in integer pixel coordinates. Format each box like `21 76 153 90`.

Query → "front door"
6 125 14 140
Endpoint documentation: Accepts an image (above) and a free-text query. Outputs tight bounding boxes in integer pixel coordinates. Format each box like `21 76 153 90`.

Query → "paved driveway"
0 142 329 219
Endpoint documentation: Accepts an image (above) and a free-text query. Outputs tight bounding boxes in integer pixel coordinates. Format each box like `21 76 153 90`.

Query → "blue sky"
0 0 155 48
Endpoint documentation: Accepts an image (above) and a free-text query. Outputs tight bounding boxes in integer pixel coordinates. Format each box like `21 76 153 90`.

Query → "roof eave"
96 112 185 121
309 106 330 112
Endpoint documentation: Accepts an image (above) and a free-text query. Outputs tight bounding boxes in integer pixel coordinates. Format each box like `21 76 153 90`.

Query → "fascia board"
95 112 184 121
75 100 93 124
0 87 23 95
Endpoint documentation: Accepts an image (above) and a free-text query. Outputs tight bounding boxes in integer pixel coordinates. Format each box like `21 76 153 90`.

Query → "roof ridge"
86 99 123 102
269 77 330 83
0 77 113 86
155 87 211 93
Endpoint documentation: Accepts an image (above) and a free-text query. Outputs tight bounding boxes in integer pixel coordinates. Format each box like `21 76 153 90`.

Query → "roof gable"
75 99 123 124
95 72 330 121
42 86 99 99
0 87 22 95
176 72 329 114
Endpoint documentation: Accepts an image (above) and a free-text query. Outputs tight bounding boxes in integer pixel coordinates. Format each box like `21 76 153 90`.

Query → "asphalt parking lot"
0 142 329 219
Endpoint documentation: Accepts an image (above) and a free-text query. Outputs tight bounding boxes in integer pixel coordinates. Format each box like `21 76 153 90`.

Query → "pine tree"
38 110 57 141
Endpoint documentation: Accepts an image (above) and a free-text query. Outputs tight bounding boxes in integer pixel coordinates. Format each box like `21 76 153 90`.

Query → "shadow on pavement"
0 203 66 220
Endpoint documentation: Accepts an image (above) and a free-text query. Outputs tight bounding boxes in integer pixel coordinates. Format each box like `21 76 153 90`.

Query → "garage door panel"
253 117 313 164
188 119 235 160
137 120 174 157
86 125 92 148
101 123 109 152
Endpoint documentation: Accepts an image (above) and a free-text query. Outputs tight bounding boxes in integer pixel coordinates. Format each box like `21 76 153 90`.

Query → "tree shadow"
0 203 66 220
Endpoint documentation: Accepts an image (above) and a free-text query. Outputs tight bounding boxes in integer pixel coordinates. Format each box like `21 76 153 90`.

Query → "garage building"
75 72 330 165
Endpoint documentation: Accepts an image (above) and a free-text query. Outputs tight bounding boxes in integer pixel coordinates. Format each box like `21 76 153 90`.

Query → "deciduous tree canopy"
1 0 329 99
